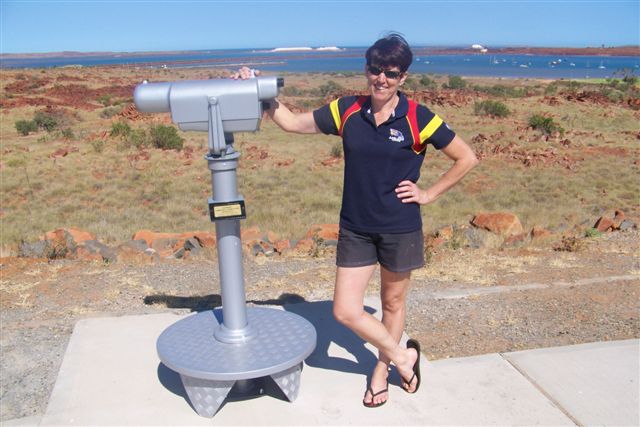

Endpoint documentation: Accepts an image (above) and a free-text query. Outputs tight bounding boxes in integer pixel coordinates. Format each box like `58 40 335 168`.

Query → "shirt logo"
389 128 404 143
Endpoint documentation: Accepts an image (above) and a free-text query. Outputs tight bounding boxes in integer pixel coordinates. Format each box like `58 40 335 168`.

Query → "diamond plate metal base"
157 307 316 417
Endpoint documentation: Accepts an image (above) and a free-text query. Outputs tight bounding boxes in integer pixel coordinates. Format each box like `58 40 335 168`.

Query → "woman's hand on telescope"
230 66 261 80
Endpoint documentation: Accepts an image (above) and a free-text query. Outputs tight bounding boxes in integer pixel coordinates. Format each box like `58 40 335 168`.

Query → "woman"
235 33 478 407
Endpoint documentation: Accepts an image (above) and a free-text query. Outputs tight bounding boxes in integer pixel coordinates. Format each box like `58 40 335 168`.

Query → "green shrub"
90 140 106 153
128 128 148 149
584 227 602 238
33 111 58 132
444 75 467 89
474 100 511 118
476 84 528 98
403 76 420 91
316 80 343 97
100 106 123 119
419 75 437 89
15 120 38 136
60 128 75 139
148 124 183 150
110 121 131 138
97 94 112 106
528 114 564 136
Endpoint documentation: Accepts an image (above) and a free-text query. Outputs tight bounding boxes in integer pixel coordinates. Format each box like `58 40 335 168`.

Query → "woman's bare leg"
333 266 419 405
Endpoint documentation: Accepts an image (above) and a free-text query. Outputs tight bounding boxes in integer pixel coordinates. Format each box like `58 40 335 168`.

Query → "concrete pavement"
4 297 639 426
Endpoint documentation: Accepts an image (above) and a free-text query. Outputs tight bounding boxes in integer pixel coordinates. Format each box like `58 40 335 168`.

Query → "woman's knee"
381 294 406 315
333 303 364 326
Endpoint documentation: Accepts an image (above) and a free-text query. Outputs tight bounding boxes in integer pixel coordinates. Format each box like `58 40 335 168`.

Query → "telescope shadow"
145 292 381 378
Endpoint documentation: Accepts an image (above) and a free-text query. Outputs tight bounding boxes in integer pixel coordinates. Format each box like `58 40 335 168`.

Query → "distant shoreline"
2 45 638 60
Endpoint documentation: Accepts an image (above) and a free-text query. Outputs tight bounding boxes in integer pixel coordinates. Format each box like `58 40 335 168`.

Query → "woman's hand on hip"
396 180 430 205
230 66 261 80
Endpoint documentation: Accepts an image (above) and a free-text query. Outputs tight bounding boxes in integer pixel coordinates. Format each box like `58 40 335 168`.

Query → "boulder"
292 238 314 256
612 210 626 229
76 240 117 263
471 212 524 237
192 232 216 249
436 225 454 240
530 226 553 240
305 224 339 243
18 240 53 258
241 226 263 242
273 239 291 254
619 219 637 231
594 216 614 232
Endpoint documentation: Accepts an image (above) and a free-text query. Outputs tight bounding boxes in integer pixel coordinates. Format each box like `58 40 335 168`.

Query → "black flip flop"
401 338 421 394
363 385 389 408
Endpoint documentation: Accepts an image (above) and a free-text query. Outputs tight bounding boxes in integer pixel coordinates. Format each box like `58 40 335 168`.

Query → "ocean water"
1 47 638 79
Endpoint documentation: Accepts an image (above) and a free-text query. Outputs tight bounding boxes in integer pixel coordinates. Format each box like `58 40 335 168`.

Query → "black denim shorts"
336 227 425 273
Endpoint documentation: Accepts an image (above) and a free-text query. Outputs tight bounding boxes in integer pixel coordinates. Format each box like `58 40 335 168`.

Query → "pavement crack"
500 353 582 426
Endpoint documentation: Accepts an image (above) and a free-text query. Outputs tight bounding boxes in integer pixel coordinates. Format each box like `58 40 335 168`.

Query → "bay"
1 47 638 79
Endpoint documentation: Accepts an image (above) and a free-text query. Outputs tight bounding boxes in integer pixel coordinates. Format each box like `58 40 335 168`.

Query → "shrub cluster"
474 100 511 118
15 120 38 136
14 111 60 135
528 114 564 136
110 121 184 150
474 84 529 98
443 75 467 90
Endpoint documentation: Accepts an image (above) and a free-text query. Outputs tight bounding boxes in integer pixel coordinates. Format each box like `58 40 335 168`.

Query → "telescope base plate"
157 307 316 417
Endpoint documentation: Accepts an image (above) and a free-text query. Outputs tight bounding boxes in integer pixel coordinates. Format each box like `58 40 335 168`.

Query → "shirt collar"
364 91 409 119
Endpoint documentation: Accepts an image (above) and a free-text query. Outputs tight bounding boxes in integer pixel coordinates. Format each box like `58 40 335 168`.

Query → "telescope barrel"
134 81 172 113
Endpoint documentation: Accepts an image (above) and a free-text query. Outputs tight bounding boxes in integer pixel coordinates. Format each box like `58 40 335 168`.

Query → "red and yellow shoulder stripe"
408 101 445 154
329 96 367 136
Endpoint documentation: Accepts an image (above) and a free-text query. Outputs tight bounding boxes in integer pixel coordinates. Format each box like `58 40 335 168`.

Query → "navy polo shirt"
313 91 455 233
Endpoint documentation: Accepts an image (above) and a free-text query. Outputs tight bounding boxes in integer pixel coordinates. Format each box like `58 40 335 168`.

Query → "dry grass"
1 67 638 248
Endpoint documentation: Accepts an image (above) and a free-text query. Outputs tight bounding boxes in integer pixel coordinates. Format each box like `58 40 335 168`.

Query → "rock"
503 232 529 247
292 238 314 256
241 226 263 242
266 231 279 244
151 238 178 258
121 239 149 252
76 240 117 263
471 212 524 237
305 224 339 241
594 216 614 232
619 219 637 231
42 228 89 258
436 225 454 240
425 235 446 251
132 230 178 247
116 240 153 263
251 240 274 257
612 210 626 229
184 237 202 255
273 239 291 254
464 227 503 249
173 247 186 259
530 226 553 240
193 232 216 249
18 240 53 258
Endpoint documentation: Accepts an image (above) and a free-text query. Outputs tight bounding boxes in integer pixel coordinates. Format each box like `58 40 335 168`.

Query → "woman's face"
365 64 407 103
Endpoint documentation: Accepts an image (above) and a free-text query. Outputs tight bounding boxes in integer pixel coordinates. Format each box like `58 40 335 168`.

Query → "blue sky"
1 1 638 54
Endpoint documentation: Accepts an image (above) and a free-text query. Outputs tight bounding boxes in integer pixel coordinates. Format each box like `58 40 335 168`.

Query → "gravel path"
1 231 638 421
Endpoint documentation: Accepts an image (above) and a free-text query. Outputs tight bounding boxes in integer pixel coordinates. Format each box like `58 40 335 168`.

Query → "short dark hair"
365 33 413 73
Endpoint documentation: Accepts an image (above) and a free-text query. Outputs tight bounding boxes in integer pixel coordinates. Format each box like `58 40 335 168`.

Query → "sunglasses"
367 65 403 79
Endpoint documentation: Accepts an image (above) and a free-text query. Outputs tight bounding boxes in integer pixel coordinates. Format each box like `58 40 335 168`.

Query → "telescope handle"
208 97 227 155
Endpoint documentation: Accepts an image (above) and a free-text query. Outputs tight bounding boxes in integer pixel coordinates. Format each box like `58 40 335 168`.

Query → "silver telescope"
134 76 283 154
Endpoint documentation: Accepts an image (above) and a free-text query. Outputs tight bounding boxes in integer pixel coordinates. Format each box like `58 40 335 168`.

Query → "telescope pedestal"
157 307 316 417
